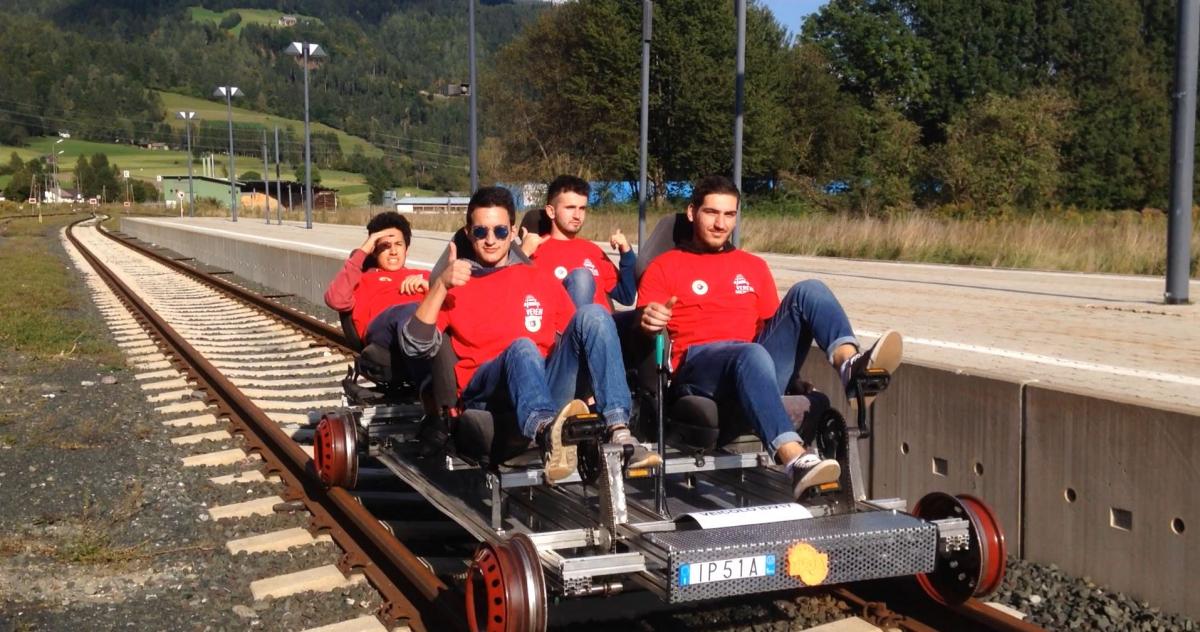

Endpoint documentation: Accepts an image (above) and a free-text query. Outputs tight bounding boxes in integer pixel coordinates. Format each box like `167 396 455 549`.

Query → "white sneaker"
791 452 840 499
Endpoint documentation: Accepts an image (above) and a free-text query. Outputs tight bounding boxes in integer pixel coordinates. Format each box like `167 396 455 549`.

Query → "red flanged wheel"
913 492 1007 605
465 533 547 632
313 411 358 488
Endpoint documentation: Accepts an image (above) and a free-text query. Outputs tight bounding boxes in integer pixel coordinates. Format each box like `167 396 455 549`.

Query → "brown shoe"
537 399 590 484
608 425 663 470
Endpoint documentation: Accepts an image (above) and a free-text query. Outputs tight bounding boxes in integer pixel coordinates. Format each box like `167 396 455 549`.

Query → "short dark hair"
690 175 740 210
546 175 589 205
365 211 412 246
467 186 516 225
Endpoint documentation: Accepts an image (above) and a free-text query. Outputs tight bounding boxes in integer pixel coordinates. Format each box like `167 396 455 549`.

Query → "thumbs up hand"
640 295 677 333
438 242 471 290
610 228 630 253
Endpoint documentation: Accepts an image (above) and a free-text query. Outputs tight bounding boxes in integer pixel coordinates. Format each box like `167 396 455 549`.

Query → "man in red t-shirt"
520 175 636 310
402 187 659 482
324 211 430 379
637 175 903 499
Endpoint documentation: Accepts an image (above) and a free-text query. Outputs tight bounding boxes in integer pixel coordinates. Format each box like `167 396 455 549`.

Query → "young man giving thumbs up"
401 186 660 482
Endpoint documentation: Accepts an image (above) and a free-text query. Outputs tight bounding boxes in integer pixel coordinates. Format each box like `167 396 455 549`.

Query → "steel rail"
67 218 465 631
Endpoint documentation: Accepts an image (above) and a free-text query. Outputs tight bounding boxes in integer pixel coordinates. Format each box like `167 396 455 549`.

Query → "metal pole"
731 0 746 247
1167 0 1198 304
638 0 653 249
185 121 195 217
274 126 283 225
226 90 238 222
261 129 271 224
303 43 314 229
468 0 479 191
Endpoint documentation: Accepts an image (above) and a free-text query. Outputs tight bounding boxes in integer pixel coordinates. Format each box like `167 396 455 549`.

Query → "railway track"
61 215 1042 632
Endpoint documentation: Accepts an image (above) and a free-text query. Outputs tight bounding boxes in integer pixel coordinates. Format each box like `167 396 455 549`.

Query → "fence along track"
67 217 463 631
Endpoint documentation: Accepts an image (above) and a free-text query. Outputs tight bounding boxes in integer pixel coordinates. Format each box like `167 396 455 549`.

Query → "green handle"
655 332 665 368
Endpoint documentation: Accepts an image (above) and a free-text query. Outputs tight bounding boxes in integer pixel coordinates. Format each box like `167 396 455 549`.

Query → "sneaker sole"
793 460 841 498
544 399 589 484
853 329 903 409
627 451 663 470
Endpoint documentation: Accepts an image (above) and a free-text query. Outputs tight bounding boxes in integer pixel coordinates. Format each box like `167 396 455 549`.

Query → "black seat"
632 213 833 454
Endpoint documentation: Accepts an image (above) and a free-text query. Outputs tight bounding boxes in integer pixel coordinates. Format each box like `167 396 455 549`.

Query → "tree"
939 89 1073 213
74 155 94 196
218 12 242 30
239 171 261 181
848 100 923 216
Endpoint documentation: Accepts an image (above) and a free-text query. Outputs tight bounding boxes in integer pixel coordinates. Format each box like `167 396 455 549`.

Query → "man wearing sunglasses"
324 211 429 370
402 186 660 482
519 175 636 310
637 175 903 499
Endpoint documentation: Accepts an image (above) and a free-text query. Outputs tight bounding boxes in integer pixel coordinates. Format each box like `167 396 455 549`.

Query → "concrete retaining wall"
119 217 1199 620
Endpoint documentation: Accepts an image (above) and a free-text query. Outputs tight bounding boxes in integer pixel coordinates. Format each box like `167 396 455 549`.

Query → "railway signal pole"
285 42 327 230
176 111 197 218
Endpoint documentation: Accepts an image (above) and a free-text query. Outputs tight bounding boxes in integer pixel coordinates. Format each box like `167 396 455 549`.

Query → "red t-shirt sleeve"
755 258 780 321
637 258 672 308
324 249 367 312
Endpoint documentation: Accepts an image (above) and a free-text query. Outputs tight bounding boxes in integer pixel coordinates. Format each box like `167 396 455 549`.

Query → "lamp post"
176 111 198 217
53 138 65 204
731 0 746 247
468 0 478 191
213 86 243 221
638 0 652 249
285 42 327 229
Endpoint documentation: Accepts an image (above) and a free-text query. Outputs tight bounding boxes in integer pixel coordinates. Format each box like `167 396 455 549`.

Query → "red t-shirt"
437 264 575 393
530 237 618 311
350 268 429 337
323 249 429 338
637 248 779 370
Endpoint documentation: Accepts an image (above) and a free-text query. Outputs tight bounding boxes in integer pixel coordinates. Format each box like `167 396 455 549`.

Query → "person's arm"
636 259 675 336
401 244 470 358
608 249 637 307
323 249 367 312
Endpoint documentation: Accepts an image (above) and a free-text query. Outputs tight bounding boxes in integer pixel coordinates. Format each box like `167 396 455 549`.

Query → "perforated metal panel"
648 511 937 603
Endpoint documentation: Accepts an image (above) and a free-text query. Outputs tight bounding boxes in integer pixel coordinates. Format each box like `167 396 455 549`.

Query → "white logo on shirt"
523 294 543 332
733 274 754 295
554 266 568 280
692 280 709 295
583 258 599 276
378 276 393 282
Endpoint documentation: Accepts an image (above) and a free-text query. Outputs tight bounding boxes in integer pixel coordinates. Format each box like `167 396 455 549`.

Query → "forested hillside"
0 1 544 195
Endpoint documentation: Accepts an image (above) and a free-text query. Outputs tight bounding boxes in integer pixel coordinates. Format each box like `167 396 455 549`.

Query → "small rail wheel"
913 492 1007 605
465 533 548 632
313 411 358 489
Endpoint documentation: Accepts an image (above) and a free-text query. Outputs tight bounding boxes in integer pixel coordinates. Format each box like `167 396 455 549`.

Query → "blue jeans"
363 303 428 382
563 268 597 307
462 304 632 439
671 280 858 456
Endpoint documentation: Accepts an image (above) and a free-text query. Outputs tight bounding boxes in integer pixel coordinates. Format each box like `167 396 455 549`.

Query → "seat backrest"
338 311 364 352
518 208 550 237
635 213 692 280
430 227 477 280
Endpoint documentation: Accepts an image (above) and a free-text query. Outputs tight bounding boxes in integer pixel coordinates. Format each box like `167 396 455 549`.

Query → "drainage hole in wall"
973 462 984 476
900 441 910 455
1064 488 1077 503
1171 518 1186 535
931 457 948 477
1110 507 1133 532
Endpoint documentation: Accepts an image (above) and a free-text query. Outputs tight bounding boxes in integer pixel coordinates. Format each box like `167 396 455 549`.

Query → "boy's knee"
786 279 832 301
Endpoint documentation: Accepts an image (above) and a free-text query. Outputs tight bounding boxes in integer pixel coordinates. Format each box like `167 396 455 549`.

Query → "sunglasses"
470 224 511 241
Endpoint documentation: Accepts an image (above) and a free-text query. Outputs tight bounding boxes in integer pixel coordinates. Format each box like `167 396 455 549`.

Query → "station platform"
117 214 1199 621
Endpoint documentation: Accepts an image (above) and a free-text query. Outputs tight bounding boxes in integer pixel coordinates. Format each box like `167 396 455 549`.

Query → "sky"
759 0 827 37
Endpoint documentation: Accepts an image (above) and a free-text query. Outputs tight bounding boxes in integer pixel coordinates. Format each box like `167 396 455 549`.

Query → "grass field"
187 6 322 36
158 92 382 158
0 215 121 364
0 137 382 206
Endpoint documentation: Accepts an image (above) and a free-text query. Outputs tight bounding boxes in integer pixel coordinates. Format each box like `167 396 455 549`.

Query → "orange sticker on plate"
786 542 829 585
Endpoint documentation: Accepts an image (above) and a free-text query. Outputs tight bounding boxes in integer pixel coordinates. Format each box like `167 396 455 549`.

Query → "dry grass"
123 201 1199 276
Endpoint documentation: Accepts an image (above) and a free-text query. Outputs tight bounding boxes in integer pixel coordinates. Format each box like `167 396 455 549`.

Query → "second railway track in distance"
63 214 1041 632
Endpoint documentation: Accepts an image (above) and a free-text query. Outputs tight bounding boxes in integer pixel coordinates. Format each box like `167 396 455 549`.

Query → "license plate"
678 554 776 586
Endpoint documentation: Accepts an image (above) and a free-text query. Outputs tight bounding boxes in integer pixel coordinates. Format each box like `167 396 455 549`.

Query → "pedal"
561 412 607 445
